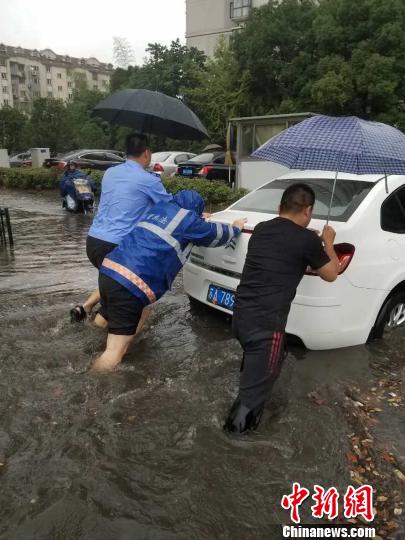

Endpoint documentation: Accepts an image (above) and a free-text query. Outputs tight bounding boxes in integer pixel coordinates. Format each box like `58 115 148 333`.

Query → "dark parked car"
44 150 126 171
9 151 32 168
176 152 236 184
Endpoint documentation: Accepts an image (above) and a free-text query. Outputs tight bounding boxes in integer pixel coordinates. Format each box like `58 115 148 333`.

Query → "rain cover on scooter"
73 178 94 202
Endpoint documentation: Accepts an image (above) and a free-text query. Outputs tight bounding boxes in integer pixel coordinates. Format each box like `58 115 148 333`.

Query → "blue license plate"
207 284 235 310
182 168 193 176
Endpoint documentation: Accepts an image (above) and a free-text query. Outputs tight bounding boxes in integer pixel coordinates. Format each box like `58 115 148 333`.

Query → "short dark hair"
280 183 315 214
126 133 150 157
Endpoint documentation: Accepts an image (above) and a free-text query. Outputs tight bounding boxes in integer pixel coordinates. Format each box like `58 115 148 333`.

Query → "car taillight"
198 165 213 176
153 163 164 172
305 242 355 276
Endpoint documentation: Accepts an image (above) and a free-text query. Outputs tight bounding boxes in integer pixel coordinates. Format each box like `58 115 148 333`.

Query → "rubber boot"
223 399 264 434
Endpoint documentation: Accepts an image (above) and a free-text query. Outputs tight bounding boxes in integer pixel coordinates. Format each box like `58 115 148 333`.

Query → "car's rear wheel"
369 291 405 340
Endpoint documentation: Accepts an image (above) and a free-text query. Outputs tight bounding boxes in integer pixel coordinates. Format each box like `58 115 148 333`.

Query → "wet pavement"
0 189 404 539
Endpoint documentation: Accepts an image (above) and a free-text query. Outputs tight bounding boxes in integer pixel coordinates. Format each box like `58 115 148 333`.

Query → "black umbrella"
92 89 209 141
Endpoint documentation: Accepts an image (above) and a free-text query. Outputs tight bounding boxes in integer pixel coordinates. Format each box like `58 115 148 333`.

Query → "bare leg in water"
92 306 151 372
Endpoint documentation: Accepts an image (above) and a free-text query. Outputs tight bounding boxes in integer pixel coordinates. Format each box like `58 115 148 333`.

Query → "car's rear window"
189 153 217 164
152 152 170 162
231 178 374 222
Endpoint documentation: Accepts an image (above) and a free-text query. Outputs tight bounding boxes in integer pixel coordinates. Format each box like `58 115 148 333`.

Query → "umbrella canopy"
92 89 209 141
252 115 405 175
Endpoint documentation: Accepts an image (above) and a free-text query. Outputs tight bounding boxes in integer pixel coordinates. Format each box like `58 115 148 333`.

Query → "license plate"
207 284 235 310
182 168 193 176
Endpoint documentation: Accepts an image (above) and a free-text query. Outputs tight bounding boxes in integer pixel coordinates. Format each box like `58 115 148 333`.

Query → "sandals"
70 305 87 323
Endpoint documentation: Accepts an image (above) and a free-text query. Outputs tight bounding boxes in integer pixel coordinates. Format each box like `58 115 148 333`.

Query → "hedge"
0 167 248 207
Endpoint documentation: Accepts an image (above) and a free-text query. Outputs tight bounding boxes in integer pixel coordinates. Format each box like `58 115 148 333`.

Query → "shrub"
0 168 248 208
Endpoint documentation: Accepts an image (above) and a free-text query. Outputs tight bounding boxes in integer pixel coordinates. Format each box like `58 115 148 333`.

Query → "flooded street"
0 189 404 539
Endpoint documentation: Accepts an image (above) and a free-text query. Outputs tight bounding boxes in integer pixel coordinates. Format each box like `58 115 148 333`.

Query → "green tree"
66 87 111 149
0 106 28 153
231 0 318 114
184 38 249 143
25 98 72 153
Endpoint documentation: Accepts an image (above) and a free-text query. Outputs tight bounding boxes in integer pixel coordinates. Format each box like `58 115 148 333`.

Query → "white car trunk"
192 209 348 277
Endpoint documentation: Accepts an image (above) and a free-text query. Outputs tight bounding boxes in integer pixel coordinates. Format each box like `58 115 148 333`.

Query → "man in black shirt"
224 183 340 434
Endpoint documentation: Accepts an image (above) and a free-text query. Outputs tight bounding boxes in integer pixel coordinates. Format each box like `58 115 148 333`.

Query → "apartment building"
186 0 269 57
0 44 113 110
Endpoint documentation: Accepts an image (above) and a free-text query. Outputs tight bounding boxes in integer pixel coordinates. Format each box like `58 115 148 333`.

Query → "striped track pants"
235 329 287 410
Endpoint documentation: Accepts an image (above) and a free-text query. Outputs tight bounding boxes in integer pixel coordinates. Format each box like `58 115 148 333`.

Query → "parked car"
176 152 236 184
44 150 126 171
183 170 405 350
9 151 32 168
148 151 196 176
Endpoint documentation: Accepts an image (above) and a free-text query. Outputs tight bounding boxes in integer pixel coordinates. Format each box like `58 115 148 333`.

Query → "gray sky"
0 0 186 64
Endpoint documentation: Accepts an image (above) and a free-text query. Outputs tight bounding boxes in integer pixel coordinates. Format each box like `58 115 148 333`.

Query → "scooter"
63 178 95 215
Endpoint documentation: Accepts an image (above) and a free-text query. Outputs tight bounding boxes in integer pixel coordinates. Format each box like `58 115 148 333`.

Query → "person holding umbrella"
71 89 209 323
70 133 172 323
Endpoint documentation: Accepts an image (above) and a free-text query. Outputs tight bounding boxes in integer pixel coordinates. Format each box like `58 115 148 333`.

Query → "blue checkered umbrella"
252 115 405 175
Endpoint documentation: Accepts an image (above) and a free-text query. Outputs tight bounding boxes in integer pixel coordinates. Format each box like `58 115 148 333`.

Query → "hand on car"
232 218 248 230
321 225 336 246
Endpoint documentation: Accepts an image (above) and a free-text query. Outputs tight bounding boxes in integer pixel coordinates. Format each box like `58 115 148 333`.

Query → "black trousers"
233 318 287 411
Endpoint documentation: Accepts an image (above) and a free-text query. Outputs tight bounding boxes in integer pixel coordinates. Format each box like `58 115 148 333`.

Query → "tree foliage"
0 107 29 154
2 0 405 156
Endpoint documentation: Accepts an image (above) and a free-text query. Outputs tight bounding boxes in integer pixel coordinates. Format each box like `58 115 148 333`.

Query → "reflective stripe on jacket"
100 194 241 305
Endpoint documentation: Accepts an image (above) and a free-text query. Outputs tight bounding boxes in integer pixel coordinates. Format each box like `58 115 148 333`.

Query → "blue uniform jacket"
100 190 241 306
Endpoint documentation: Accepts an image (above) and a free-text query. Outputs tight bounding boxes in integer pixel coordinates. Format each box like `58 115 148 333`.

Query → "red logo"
281 482 310 524
344 485 375 522
281 483 375 524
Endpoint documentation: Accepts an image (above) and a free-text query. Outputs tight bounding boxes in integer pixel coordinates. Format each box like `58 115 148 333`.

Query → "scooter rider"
59 160 96 213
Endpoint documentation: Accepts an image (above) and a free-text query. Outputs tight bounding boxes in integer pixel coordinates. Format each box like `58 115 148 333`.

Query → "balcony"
230 0 252 21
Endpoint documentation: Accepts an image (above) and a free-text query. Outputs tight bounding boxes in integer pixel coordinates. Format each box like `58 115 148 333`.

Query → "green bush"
0 167 248 208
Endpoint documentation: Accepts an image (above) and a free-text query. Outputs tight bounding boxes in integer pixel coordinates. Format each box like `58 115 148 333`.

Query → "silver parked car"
148 151 196 176
9 151 32 167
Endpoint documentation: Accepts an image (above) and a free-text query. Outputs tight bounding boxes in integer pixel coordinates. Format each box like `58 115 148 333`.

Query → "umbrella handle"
326 169 339 225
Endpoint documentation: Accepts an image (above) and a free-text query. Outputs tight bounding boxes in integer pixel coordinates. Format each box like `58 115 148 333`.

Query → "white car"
149 151 196 176
183 170 405 350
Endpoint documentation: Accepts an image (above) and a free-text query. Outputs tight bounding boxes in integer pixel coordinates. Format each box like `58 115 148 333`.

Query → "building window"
92 73 98 81
67 81 73 88
3 99 9 105
47 78 52 85
93 85 98 90
230 0 251 19
32 77 39 84
2 87 8 93
0 58 6 66
1 73 7 79
68 93 73 100
58 86 63 92
48 91 53 97
46 66 51 72
57 73 62 79
30 65 39 72
102 80 108 87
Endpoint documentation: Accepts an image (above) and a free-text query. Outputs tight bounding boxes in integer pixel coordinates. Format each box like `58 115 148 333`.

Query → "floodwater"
0 189 403 539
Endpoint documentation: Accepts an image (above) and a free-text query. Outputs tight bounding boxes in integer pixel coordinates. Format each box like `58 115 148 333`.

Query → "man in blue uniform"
91 190 246 372
71 133 172 322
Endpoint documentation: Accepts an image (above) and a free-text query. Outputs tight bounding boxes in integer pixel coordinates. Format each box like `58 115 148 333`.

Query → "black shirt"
234 217 330 331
